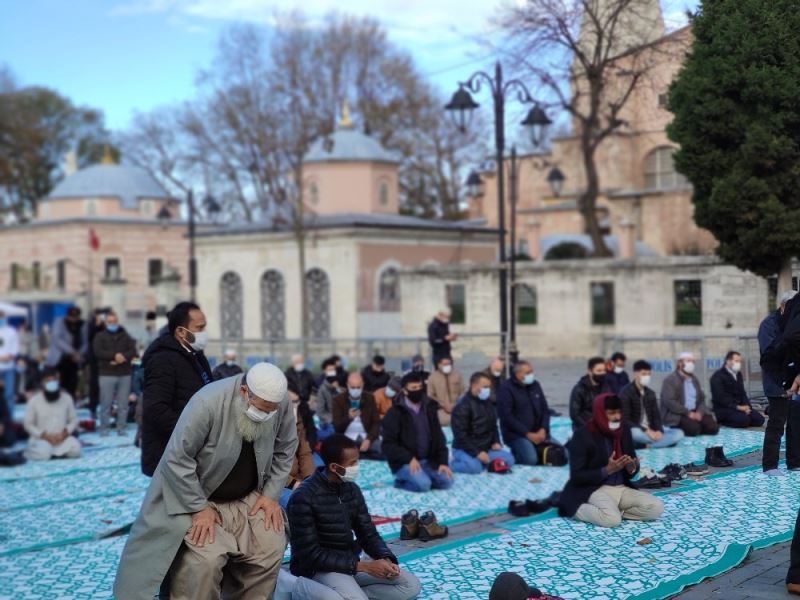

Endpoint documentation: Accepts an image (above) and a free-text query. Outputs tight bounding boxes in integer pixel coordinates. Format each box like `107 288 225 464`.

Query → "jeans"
450 448 516 474
507 437 539 466
393 459 454 492
1 369 15 418
630 426 685 448
295 569 421 600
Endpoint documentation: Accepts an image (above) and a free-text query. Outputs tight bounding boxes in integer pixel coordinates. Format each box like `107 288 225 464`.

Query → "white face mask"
246 404 277 423
608 421 621 431
523 373 535 386
225 360 236 367
492 370 503 377
325 370 337 378
182 327 208 351
385 387 397 399
441 365 453 374
682 361 696 375
731 361 742 373
614 366 624 374
337 463 360 483
639 375 652 387
293 364 304 372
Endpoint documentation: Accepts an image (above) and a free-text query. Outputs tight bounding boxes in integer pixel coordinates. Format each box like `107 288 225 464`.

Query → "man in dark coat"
619 360 684 448
361 355 391 393
451 372 515 473
710 351 765 428
140 301 212 477
497 361 552 465
287 434 420 600
427 309 456 368
332 372 382 457
285 354 316 404
93 312 137 436
569 357 610 430
211 348 243 381
660 352 719 437
605 352 631 394
381 372 453 492
558 393 664 528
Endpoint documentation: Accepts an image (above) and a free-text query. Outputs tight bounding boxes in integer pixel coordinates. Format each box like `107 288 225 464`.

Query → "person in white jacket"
0 310 20 417
24 367 81 460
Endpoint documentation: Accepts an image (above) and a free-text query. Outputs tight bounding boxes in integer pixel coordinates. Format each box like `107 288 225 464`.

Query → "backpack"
537 443 568 466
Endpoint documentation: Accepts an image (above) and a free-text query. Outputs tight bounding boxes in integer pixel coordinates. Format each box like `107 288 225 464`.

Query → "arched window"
644 147 688 190
378 267 400 312
516 284 537 325
220 271 243 341
544 242 589 260
378 182 389 206
309 182 319 205
305 268 330 340
260 270 285 340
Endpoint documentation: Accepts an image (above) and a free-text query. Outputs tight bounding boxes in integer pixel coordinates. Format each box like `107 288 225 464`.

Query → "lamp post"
187 189 197 302
447 61 551 355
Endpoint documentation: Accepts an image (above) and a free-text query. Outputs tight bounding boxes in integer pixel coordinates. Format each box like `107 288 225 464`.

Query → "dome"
304 125 400 165
46 164 173 209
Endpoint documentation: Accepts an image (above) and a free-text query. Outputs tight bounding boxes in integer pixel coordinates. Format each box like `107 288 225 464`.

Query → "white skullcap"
224 348 237 356
677 351 694 361
780 290 797 307
246 362 288 403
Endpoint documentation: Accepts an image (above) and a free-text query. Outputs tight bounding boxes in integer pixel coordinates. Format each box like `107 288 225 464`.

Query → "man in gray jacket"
92 312 137 435
114 362 298 600
660 352 719 437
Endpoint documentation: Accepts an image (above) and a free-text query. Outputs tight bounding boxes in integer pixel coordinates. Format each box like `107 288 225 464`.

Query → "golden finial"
339 99 353 128
100 144 115 165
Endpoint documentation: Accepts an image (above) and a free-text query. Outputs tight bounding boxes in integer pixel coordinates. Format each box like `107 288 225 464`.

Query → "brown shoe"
788 583 800 595
418 510 448 542
400 509 419 540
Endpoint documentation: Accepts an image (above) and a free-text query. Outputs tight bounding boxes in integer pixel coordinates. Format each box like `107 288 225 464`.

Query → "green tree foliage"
667 0 800 278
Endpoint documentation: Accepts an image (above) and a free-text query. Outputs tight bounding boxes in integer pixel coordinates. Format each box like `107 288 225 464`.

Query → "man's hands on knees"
357 559 400 579
249 495 284 532
189 506 221 547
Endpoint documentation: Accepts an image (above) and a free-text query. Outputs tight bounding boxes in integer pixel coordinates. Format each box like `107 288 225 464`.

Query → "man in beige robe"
114 362 298 600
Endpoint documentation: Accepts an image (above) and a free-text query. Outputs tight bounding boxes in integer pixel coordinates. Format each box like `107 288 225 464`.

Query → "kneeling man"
114 362 298 600
24 367 81 460
559 393 664 528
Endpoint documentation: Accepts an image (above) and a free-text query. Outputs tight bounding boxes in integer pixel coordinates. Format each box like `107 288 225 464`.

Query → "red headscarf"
587 392 623 459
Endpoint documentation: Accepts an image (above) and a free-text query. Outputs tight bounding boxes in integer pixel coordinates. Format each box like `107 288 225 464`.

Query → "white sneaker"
764 468 786 477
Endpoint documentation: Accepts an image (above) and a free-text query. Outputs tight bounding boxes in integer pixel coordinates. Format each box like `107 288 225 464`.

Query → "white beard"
235 406 272 443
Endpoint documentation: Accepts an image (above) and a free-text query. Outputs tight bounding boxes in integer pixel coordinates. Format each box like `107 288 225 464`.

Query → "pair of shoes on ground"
400 509 448 542
637 467 672 489
705 446 733 468
659 462 710 482
508 493 560 517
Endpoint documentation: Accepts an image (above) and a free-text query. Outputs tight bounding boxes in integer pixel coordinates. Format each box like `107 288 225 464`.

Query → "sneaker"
683 462 709 476
637 475 671 489
658 463 687 481
418 510 448 542
764 468 786 477
400 509 419 540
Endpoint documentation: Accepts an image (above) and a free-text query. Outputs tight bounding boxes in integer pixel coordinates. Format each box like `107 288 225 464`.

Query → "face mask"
293 364 304 372
523 373 535 386
225 360 236 367
639 375 652 387
608 421 621 431
407 389 423 403
44 380 60 393
182 328 208 351
336 463 359 483
683 362 696 375
592 373 606 385
492 370 503 377
385 387 397 399
731 362 742 373
412 364 423 372
349 388 362 400
325 370 337 378
106 324 120 333
441 365 453 374
246 404 277 423
614 366 624 374
477 387 491 401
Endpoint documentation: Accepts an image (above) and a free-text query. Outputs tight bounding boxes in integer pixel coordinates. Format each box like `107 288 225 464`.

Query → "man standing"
93 312 137 436
361 355 390 393
316 358 343 442
760 291 799 475
332 373 382 457
452 372 515 474
569 357 610 430
497 361 552 466
619 361 685 448
427 309 456 367
382 372 453 493
141 301 212 477
605 352 630 394
114 362 297 600
710 351 765 428
285 354 317 447
23 368 81 460
212 349 243 381
46 307 88 400
426 356 465 426
660 352 719 437
0 310 19 417
482 356 506 403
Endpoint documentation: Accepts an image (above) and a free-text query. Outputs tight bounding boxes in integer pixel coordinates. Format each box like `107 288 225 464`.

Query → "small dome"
304 126 400 165
46 164 172 209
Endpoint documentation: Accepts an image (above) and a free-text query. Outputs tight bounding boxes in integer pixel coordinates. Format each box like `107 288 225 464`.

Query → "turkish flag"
89 228 100 251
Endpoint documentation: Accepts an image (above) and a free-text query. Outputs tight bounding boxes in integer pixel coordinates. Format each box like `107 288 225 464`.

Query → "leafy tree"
668 0 800 289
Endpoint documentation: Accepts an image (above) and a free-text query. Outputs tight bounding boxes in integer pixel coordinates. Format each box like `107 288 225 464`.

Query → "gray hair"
779 290 797 308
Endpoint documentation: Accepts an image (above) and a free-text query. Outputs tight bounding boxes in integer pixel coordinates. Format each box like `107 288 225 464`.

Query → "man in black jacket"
619 360 685 448
288 434 421 600
558 393 664 528
93 312 137 436
211 349 243 381
381 372 453 492
710 351 765 428
451 372 515 473
497 361 552 465
140 301 212 477
361 355 391 393
427 309 456 368
569 357 611 430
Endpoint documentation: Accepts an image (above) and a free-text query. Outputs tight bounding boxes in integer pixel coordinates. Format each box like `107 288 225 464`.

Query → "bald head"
347 372 364 400
490 356 505 376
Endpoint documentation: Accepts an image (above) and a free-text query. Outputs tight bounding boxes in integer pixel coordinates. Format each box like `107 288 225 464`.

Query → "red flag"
89 228 100 251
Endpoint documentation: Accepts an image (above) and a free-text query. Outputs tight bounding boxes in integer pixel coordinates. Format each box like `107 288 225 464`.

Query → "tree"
0 70 111 221
502 0 670 256
667 0 800 292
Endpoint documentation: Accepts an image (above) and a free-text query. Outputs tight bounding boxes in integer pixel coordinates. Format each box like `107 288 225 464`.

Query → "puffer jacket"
451 392 500 456
287 469 397 578
569 375 610 430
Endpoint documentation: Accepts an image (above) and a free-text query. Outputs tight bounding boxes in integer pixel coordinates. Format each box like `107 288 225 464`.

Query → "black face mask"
592 374 606 386
412 364 423 372
326 375 338 383
407 389 424 403
44 390 60 402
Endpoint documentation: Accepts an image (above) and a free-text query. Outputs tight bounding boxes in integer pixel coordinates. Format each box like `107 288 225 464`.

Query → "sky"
0 0 698 132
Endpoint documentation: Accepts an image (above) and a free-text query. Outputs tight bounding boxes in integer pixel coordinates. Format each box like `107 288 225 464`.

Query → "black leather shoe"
705 446 733 468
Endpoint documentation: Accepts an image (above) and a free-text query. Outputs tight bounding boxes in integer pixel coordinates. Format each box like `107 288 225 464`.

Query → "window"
141 200 154 216
56 260 66 290
591 282 615 326
675 280 702 325
104 258 121 280
148 259 163 287
10 263 19 290
309 182 319 206
379 182 389 206
658 92 669 109
305 268 330 340
378 267 400 312
32 261 41 289
220 271 244 341
85 199 97 216
260 270 286 340
516 284 537 325
446 284 466 325
644 147 688 190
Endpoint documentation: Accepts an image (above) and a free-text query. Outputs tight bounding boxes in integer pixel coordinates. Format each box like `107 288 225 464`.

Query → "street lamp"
547 167 566 197
446 61 550 358
465 170 485 198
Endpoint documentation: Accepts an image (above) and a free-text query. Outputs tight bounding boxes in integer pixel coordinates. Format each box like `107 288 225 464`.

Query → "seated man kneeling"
619 360 684 448
24 367 81 460
288 434 421 600
710 351 765 429
451 372 515 473
558 393 664 528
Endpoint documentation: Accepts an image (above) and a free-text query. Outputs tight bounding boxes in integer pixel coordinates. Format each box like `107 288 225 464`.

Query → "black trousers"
57 356 80 399
762 396 800 471
715 406 765 429
678 413 720 437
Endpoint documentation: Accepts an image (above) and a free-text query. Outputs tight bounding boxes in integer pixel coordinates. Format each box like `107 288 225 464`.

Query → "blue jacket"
497 378 551 445
606 370 631 394
758 312 785 397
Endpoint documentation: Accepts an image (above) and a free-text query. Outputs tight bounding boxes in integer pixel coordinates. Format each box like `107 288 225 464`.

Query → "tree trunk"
580 140 613 257
778 256 794 296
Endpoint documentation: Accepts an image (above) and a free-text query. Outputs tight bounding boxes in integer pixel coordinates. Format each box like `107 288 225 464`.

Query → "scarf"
586 392 623 459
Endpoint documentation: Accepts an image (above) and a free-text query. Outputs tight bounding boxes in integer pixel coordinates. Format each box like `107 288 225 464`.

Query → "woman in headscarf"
558 393 664 528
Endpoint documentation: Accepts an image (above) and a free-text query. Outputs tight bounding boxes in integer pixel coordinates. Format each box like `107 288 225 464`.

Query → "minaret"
339 99 354 129
577 0 665 61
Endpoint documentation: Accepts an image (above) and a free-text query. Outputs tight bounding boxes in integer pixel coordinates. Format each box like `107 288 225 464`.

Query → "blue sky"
0 0 697 132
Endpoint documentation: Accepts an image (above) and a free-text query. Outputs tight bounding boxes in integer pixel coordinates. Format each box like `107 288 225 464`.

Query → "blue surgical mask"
0 319 6 328
44 380 60 393
523 373 535 386
349 387 362 400
477 387 491 401
385 387 397 399
106 324 120 333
